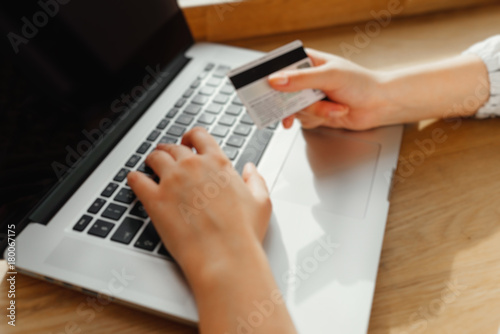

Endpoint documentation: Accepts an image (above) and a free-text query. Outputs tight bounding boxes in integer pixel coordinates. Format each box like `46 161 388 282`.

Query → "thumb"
300 100 349 119
242 162 270 205
268 65 332 92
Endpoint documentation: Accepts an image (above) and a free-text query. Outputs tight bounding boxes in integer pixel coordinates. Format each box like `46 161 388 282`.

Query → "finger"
157 143 194 161
304 48 333 66
145 149 175 177
242 163 270 205
282 115 295 129
294 113 324 129
127 171 159 204
299 100 349 119
268 63 338 92
181 127 221 155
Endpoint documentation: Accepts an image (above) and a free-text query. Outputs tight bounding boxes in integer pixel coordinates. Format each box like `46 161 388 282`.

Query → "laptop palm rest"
271 128 380 219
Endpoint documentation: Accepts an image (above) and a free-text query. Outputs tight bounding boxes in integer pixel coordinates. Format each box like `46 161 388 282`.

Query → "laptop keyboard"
72 63 278 261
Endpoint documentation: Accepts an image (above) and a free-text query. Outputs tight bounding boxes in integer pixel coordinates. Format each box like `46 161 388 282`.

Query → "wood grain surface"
1 4 500 334
182 0 499 42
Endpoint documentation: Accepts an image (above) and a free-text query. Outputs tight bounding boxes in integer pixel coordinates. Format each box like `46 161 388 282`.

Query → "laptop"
0 1 403 333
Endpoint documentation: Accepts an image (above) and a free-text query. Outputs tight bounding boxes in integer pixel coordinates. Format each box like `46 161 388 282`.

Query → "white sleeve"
462 35 500 119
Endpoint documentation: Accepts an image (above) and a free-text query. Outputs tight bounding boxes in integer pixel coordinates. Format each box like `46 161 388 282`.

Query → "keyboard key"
147 130 161 141
222 146 239 160
159 136 177 144
88 219 115 238
207 77 222 87
175 97 187 108
73 215 92 232
113 168 130 182
190 79 201 88
114 188 136 204
211 125 230 138
192 94 209 105
240 114 254 125
125 154 141 168
166 108 179 118
183 88 195 98
213 65 231 78
136 142 151 154
101 183 119 197
234 124 252 136
220 84 234 95
232 96 243 106
176 114 194 126
199 86 215 96
111 217 143 245
226 135 245 148
218 115 236 127
134 223 161 251
88 198 106 214
234 129 273 174
102 203 128 221
191 123 210 131
225 105 242 116
198 113 216 125
167 125 186 137
205 103 222 114
184 103 201 115
205 63 215 71
198 71 209 80
158 244 174 259
213 137 223 146
137 162 154 175
130 201 148 218
157 119 170 130
213 94 229 105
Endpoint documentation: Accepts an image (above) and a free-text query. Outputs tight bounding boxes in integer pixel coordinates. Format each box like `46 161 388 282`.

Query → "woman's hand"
269 49 489 130
127 128 297 334
127 127 271 282
268 48 390 130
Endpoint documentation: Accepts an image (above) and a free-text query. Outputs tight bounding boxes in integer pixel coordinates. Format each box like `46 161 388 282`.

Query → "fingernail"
269 72 289 85
244 162 256 174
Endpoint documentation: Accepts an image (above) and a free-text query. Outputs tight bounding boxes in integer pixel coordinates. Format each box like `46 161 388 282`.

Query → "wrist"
179 238 270 297
369 70 407 126
374 55 491 125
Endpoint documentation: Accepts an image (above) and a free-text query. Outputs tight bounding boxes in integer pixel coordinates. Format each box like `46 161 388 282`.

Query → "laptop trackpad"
271 128 380 219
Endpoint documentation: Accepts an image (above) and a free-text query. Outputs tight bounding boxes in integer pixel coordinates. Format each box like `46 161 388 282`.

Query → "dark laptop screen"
0 1 193 239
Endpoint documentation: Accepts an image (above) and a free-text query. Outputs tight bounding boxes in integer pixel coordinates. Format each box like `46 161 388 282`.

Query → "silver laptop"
2 1 402 333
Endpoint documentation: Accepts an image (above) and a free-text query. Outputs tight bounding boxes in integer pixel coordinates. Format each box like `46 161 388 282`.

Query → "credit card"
228 40 325 129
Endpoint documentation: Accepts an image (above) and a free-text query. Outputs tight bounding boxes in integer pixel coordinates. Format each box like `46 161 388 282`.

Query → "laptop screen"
0 1 193 237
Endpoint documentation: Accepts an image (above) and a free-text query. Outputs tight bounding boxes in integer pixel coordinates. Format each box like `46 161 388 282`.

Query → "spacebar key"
235 128 273 174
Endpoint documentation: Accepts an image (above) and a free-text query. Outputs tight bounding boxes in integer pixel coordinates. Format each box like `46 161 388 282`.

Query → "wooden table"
2 4 500 334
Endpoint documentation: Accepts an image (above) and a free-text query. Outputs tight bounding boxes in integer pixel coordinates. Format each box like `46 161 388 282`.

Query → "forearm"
379 54 490 124
185 242 297 334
